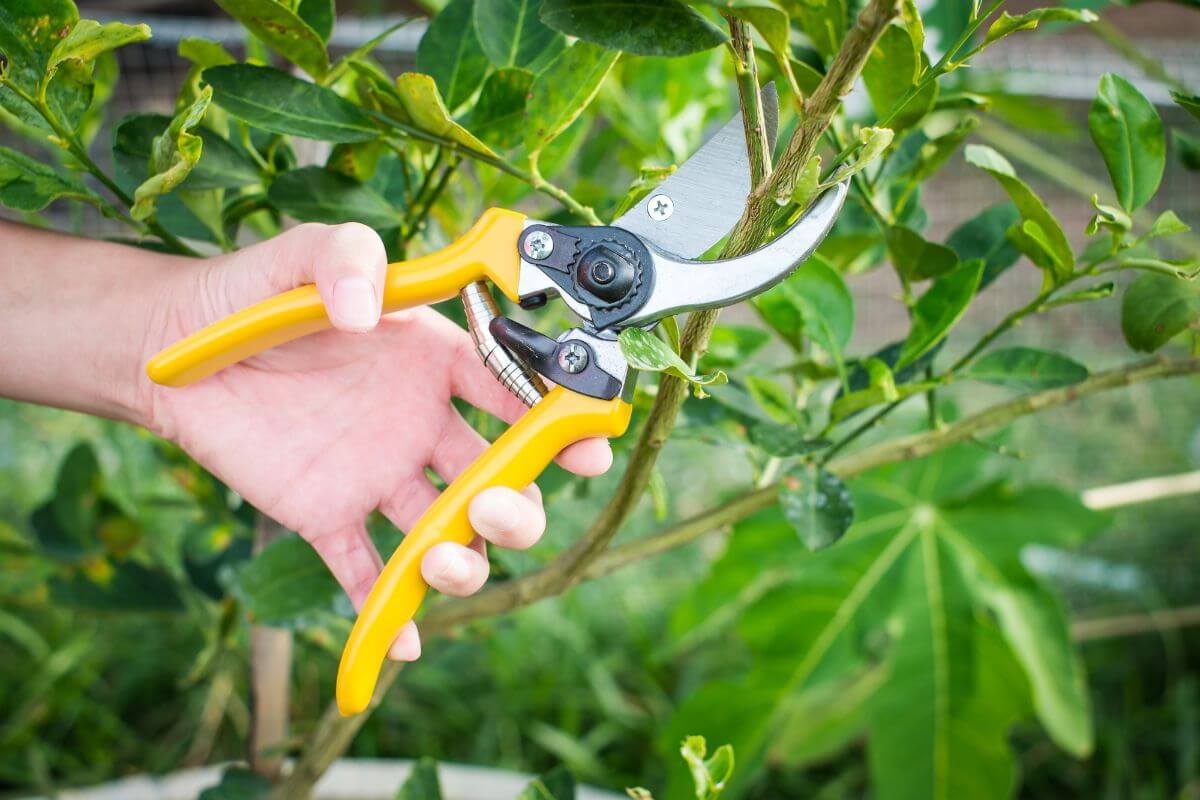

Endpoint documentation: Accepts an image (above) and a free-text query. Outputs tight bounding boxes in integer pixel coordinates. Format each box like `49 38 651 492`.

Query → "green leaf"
830 374 937 422
416 0 490 113
747 423 830 457
0 1 91 133
518 768 576 800
745 375 794 423
965 145 1073 281
43 19 150 89
197 767 271 800
541 0 728 56
1085 193 1131 238
475 0 566 70
964 347 1088 390
945 202 1020 289
0 145 95 211
212 0 329 79
396 758 443 800
665 446 1108 798
787 0 846 58
1171 90 1200 122
619 327 727 397
112 112 259 191
862 23 937 132
897 259 983 369
982 7 1097 45
701 325 770 368
204 64 377 143
178 37 237 69
269 166 399 229
1088 73 1165 212
387 72 498 156
752 255 853 359
524 41 619 156
700 2 791 67
1148 210 1191 239
896 115 979 189
680 736 735 800
1172 128 1200 171
225 534 341 628
131 85 211 221
1120 273 1200 352
464 67 534 151
886 224 959 281
779 464 854 550
298 0 335 43
825 126 894 185
52 443 103 547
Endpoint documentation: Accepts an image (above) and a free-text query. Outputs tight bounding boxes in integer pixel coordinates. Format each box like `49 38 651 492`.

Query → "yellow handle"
336 387 633 715
146 209 527 387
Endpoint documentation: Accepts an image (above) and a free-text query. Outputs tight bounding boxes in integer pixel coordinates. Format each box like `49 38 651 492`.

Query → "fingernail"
331 276 379 331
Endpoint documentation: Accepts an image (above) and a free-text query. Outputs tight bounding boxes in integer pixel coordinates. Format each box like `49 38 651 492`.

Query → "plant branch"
975 120 1200 257
376 117 600 224
1 77 200 256
726 0 900 255
727 17 773 186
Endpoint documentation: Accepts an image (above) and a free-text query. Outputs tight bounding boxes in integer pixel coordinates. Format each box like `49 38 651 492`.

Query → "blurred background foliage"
0 0 1198 798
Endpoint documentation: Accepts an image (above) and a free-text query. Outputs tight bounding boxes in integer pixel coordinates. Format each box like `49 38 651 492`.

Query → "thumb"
223 221 388 333
306 222 388 333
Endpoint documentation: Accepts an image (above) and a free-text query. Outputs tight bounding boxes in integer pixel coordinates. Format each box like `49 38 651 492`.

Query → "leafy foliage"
0 0 1197 798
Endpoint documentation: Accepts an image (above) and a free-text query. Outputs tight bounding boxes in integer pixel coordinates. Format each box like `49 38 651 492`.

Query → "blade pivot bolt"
591 260 615 284
647 194 673 221
523 230 554 260
557 342 589 373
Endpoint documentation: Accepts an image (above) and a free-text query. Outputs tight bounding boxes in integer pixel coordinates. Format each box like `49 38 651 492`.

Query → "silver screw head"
523 230 554 260
647 194 674 221
557 342 589 374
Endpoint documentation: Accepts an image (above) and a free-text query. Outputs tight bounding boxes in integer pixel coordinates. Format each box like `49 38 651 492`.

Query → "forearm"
0 220 193 425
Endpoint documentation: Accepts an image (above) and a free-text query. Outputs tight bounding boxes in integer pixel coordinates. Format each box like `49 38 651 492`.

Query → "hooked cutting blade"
619 181 849 328
611 84 778 260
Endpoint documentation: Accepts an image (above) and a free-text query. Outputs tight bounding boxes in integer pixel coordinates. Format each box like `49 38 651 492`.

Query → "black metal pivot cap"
516 225 655 330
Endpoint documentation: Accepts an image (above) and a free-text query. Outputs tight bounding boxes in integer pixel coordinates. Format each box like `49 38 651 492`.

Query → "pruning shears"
145 85 848 716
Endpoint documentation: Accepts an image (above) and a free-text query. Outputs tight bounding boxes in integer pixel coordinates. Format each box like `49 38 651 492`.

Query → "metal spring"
460 281 547 408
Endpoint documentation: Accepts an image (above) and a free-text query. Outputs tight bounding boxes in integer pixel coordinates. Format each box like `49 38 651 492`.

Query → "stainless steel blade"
620 181 849 328
611 83 778 260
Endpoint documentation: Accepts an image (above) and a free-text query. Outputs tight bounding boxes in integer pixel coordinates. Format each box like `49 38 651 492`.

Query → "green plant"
1 0 1199 799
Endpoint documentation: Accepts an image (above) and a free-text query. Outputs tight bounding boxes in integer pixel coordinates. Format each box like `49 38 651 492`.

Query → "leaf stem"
1 77 200 256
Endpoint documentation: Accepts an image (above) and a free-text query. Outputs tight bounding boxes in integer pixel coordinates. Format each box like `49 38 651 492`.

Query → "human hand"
141 222 612 659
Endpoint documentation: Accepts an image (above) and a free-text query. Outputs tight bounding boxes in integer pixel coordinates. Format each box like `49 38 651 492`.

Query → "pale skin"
0 220 612 659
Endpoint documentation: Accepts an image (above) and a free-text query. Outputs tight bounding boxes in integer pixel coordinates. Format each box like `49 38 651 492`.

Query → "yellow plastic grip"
146 208 527 387
336 387 633 716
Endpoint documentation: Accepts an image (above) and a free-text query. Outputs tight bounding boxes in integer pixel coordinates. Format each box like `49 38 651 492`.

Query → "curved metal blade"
612 84 778 260
621 181 849 327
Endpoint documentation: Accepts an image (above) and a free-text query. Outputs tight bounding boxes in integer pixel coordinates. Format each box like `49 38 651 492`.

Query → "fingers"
220 221 387 333
421 539 490 597
308 223 388 333
306 523 384 612
306 523 422 662
556 438 614 476
468 486 545 549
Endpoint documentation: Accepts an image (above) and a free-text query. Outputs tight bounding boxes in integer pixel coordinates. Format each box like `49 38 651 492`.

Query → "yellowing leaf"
132 86 211 221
